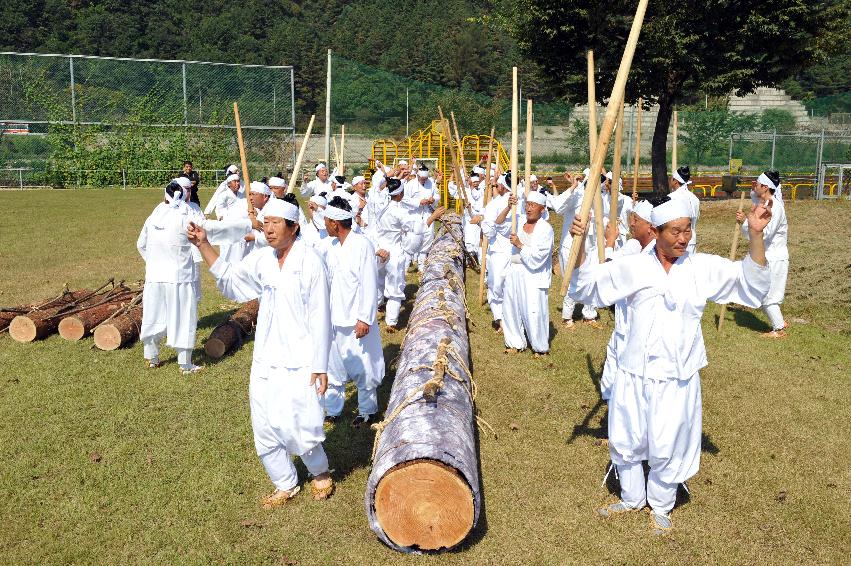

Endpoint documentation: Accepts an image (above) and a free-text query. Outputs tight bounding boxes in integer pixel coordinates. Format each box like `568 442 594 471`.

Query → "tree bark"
365 213 480 553
93 306 143 351
651 92 675 196
203 299 259 359
8 290 95 343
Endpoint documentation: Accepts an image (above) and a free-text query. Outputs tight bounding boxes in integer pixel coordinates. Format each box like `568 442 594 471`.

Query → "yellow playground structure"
370 120 510 209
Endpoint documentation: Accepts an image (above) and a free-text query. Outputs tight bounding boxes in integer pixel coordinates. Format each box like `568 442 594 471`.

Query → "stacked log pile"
365 213 481 553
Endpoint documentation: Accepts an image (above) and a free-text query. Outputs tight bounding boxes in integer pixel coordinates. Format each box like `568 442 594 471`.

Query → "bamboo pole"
672 109 678 172
560 0 650 296
287 114 316 194
717 189 748 330
587 51 606 263
478 128 496 305
233 102 253 214
332 137 340 172
510 67 519 234
437 107 466 211
524 99 533 198
449 111 473 206
610 103 625 230
632 98 643 200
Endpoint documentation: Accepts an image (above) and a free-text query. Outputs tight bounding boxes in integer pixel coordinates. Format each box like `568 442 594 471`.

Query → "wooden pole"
340 124 346 175
287 114 316 194
610 103 625 230
449 111 473 206
524 99 533 198
560 0 650 296
632 98 643 200
510 67 519 234
672 109 678 172
437 107 465 210
587 51 606 262
478 128 495 305
332 137 340 172
717 190 748 330
324 49 332 165
233 102 253 214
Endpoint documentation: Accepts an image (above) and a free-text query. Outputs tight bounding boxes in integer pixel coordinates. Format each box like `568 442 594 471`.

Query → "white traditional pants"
608 370 702 514
377 251 407 326
559 240 597 320
762 259 788 330
140 281 197 366
501 264 550 353
599 332 623 401
326 323 385 417
486 250 511 322
250 363 328 491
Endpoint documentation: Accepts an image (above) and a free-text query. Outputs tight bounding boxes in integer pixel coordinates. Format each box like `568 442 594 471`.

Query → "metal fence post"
19 168 24 190
122 169 127 190
290 67 296 166
770 128 776 170
182 62 188 126
69 56 77 122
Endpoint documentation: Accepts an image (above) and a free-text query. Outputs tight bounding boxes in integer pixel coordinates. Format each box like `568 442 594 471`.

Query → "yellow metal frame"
371 122 509 211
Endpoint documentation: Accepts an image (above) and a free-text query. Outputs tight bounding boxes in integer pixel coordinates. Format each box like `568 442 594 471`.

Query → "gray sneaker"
650 511 673 534
596 501 638 518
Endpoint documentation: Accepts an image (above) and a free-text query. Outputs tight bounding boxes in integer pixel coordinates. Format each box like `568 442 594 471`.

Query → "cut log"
1 310 21 332
204 299 259 358
93 306 143 351
58 292 139 341
8 290 94 343
366 213 480 553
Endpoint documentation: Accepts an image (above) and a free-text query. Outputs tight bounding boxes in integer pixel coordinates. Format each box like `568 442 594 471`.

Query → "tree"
680 109 758 165
490 0 850 193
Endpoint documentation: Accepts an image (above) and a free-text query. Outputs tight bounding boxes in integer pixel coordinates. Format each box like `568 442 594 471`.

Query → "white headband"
268 176 287 188
417 169 429 178
470 175 480 182
226 164 239 174
527 190 547 206
262 198 299 222
651 198 692 227
351 175 365 186
633 200 653 223
757 172 780 192
388 183 404 196
673 170 692 186
324 204 355 221
173 177 192 189
226 174 239 183
529 174 538 182
315 163 327 173
397 160 408 166
250 181 271 196
498 174 511 189
582 168 591 177
473 166 485 175
309 195 327 207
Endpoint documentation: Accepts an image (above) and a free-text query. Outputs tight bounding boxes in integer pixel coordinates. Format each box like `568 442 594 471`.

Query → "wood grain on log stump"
203 299 259 358
58 296 136 341
93 307 143 351
9 290 93 343
375 459 474 550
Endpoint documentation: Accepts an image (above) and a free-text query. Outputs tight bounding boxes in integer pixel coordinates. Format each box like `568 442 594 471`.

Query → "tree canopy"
491 0 850 192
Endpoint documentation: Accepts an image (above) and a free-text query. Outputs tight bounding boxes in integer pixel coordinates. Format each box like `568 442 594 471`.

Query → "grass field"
0 189 849 565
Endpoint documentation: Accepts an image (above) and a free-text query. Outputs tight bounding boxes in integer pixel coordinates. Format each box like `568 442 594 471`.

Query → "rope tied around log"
371 337 477 461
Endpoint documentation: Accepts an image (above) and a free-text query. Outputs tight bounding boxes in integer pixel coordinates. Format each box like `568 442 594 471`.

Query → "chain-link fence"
0 51 294 188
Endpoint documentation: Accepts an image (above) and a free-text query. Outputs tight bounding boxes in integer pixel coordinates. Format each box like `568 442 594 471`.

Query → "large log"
58 291 140 341
93 306 143 351
203 299 260 358
366 213 480 553
8 290 95 343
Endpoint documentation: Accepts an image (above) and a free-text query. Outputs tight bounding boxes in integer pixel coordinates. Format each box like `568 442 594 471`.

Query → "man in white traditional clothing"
204 164 239 215
303 163 332 198
668 165 700 253
602 171 633 249
403 165 440 269
137 179 205 374
481 172 522 332
598 198 658 402
322 196 386 427
502 190 554 356
267 175 288 200
187 197 335 506
300 194 330 257
242 181 271 253
374 178 444 332
568 197 773 533
214 173 243 220
737 170 789 338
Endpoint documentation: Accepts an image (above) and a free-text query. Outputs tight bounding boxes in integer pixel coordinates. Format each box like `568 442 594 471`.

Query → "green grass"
1 189 849 564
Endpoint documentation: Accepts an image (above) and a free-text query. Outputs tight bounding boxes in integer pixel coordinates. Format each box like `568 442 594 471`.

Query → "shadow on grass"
197 308 235 331
566 354 608 444
714 304 770 332
600 462 695 507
